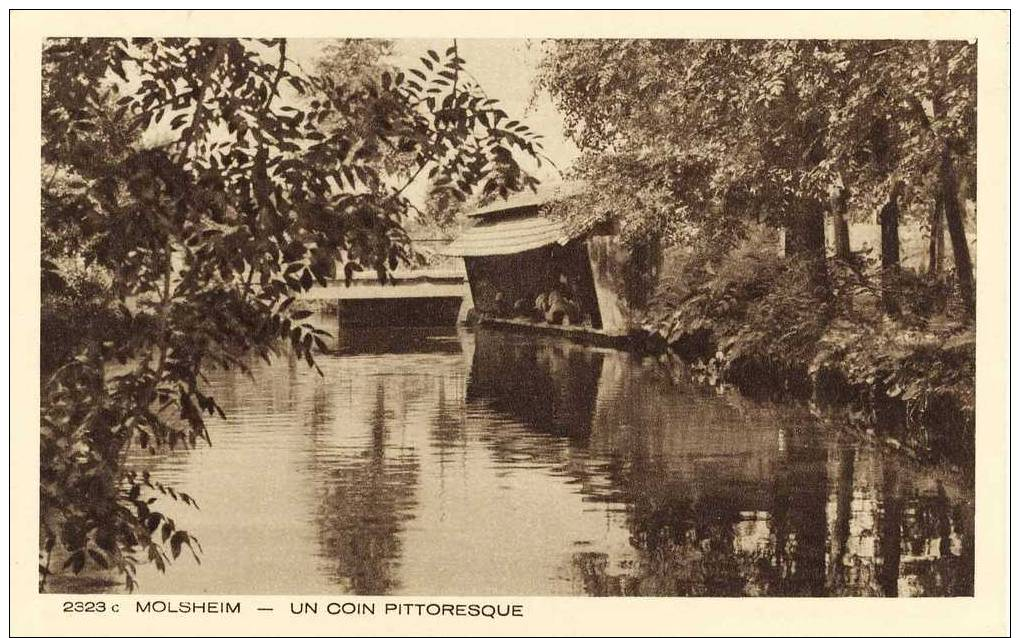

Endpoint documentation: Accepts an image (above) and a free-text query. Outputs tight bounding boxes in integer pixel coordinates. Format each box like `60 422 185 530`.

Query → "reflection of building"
466 328 604 440
443 181 659 343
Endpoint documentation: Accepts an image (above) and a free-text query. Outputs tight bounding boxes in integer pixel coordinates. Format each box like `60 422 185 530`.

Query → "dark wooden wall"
464 240 603 328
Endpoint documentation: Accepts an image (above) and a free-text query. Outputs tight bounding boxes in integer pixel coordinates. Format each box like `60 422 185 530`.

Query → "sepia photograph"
11 7 1011 637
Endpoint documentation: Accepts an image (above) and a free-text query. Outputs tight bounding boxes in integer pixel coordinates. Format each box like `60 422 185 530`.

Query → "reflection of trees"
821 443 974 597
428 373 468 508
303 331 467 594
315 379 420 595
578 403 970 596
627 492 746 596
572 441 829 597
612 434 971 598
557 350 829 596
463 328 972 598
825 445 889 596
877 464 902 597
571 551 640 596
827 447 857 592
770 431 829 596
429 376 465 460
896 487 974 596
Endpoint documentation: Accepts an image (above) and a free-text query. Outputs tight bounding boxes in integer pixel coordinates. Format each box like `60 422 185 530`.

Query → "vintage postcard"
9 8 1010 637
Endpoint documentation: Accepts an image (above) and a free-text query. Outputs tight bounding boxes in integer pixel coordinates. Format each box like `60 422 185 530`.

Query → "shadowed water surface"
60 323 973 596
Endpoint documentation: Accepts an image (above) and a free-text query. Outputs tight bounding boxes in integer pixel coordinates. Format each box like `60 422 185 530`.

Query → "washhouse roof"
442 181 586 257
467 180 587 218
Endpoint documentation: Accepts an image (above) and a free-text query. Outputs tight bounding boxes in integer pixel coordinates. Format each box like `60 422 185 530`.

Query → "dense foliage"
539 39 975 291
539 39 976 462
40 37 542 589
645 231 975 455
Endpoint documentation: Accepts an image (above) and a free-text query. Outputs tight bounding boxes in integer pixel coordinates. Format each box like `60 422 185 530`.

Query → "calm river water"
70 322 973 597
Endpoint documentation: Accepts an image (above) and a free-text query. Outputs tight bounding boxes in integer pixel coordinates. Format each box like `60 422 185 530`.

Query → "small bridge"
301 268 468 328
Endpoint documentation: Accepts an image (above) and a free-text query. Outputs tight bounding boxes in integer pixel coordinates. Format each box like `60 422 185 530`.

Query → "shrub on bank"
811 318 975 462
643 230 975 466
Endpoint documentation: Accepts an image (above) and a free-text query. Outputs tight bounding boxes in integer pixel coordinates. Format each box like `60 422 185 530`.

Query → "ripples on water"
59 321 974 597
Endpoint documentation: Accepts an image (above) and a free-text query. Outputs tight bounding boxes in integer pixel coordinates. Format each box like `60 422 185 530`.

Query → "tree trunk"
940 144 975 319
830 189 852 261
879 180 903 316
928 196 945 275
786 198 829 295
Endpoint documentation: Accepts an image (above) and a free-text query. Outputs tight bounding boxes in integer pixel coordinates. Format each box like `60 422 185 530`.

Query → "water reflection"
316 381 420 594
467 330 604 441
70 323 971 596
462 329 972 597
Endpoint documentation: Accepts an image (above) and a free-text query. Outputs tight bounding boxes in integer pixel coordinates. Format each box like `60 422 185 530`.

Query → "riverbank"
293 259 975 473
632 240 975 473
639 340 973 477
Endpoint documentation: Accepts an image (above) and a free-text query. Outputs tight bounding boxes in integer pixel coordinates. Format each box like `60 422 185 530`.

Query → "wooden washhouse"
443 181 653 346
